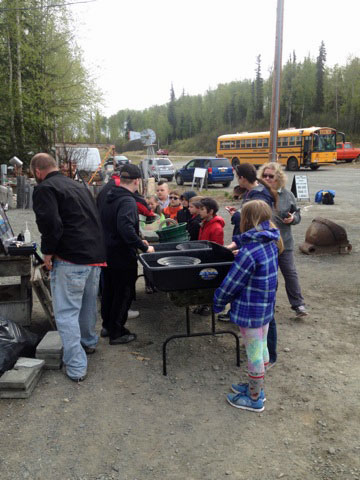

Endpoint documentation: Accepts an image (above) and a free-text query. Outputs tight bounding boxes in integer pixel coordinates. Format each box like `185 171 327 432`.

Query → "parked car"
147 157 175 181
175 157 234 187
104 155 130 169
156 148 169 156
336 142 360 163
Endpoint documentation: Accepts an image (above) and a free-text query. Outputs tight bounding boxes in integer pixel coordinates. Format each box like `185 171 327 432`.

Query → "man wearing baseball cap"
99 164 154 344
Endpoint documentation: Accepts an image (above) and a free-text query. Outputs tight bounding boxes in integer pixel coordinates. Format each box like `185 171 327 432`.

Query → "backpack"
322 191 334 205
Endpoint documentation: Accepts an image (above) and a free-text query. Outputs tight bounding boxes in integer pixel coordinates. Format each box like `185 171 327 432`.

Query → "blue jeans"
50 260 100 379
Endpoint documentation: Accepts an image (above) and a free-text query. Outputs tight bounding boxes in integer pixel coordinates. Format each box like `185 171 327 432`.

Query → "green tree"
315 41 327 113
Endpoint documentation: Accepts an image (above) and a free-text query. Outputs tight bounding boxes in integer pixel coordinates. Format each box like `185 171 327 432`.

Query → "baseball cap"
119 164 142 179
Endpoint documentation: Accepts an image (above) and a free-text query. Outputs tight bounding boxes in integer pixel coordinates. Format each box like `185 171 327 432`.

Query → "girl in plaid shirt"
213 200 283 412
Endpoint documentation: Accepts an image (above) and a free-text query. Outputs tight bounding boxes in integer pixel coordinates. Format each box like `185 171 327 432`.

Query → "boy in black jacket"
176 190 196 224
187 196 203 240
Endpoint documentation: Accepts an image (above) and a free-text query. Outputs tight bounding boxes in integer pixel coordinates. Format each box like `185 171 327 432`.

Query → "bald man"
31 153 106 382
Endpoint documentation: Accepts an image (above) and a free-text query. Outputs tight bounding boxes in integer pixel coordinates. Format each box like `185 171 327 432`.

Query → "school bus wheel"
286 157 299 171
310 164 320 170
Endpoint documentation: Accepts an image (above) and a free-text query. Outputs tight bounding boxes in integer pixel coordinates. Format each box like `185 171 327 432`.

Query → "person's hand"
225 206 237 217
232 249 239 256
146 246 155 253
226 241 237 250
282 213 294 224
143 240 149 247
44 254 53 271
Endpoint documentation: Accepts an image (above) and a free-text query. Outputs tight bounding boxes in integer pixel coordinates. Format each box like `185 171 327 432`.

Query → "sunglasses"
263 173 275 179
169 196 179 200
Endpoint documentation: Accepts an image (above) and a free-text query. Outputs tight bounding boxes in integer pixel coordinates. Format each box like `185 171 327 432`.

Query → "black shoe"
109 333 137 345
82 345 96 354
100 328 109 338
199 306 211 316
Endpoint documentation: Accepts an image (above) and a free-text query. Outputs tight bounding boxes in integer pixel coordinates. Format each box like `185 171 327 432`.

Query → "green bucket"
156 222 190 243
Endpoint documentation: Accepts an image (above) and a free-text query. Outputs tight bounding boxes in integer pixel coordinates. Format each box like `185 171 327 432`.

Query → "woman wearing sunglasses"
258 162 308 319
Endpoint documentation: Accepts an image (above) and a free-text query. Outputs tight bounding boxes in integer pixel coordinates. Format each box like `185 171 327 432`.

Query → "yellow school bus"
217 127 339 171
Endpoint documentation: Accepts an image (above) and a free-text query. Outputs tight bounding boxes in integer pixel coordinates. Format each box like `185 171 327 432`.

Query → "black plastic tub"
152 240 211 253
139 242 234 292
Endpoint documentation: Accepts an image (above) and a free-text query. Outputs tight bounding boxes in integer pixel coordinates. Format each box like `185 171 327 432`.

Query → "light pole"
269 0 285 162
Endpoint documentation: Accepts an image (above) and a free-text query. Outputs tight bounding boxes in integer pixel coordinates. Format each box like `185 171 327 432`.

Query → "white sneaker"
128 309 139 319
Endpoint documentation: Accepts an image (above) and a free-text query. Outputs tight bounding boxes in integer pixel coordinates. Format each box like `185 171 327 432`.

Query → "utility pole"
269 0 285 162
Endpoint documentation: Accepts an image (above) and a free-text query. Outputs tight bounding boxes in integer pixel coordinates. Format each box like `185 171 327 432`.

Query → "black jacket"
177 206 192 224
33 171 106 264
99 185 147 269
187 214 202 241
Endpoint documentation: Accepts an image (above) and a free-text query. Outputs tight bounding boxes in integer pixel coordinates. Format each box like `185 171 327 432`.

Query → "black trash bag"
0 317 40 375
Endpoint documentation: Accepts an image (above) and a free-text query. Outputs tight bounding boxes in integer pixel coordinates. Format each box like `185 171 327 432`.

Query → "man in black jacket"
31 153 106 382
99 164 154 345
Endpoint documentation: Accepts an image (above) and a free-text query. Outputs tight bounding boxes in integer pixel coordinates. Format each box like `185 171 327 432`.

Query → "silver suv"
147 157 175 182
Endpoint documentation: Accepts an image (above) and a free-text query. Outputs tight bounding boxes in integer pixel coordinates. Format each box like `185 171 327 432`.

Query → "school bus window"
263 138 268 147
296 137 302 146
241 140 245 148
220 141 224 150
277 137 281 147
230 141 235 149
251 139 256 148
258 138 263 148
282 137 289 147
289 136 295 146
246 139 251 148
236 140 240 148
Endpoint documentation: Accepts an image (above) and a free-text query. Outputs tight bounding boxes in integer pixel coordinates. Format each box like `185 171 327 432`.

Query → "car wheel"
286 157 299 171
345 159 353 163
176 174 184 185
222 181 231 188
168 176 174 182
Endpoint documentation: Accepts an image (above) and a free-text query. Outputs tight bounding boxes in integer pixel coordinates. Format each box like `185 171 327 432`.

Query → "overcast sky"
73 0 360 116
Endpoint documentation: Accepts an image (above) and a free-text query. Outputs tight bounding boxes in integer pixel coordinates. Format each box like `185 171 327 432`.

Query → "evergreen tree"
315 41 327 113
255 55 264 120
167 83 176 142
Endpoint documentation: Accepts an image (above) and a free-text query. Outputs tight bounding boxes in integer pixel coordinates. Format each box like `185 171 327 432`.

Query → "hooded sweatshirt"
198 215 225 245
213 220 280 328
177 191 197 224
99 186 148 269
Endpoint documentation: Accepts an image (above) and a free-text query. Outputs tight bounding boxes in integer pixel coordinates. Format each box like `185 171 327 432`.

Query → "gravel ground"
0 164 359 480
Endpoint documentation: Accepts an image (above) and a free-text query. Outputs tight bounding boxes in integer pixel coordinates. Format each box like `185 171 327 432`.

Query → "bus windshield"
313 133 336 152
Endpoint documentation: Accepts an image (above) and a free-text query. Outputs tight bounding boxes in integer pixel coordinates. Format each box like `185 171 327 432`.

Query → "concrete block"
0 367 39 390
36 352 62 360
36 331 63 354
44 362 62 370
0 369 42 398
14 358 45 369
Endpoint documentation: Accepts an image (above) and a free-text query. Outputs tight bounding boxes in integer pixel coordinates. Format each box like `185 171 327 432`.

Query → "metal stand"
162 306 240 376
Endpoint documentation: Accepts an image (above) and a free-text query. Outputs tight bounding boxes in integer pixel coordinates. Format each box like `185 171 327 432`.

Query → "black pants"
101 266 137 340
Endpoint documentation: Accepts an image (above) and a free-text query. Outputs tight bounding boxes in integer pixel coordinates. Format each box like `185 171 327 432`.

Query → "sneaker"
128 309 140 319
266 360 276 371
226 392 265 412
100 328 109 338
66 370 86 383
294 305 308 318
218 311 230 322
145 286 154 294
231 383 266 402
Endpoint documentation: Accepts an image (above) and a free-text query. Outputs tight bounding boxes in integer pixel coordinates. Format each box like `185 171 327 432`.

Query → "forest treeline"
108 43 360 154
1 2 360 163
0 0 100 163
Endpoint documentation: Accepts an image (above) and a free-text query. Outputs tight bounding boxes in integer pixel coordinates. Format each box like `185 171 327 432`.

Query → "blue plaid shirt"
213 221 280 328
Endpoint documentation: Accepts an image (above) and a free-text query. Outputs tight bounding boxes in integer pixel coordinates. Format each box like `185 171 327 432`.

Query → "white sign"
291 174 309 200
192 168 207 191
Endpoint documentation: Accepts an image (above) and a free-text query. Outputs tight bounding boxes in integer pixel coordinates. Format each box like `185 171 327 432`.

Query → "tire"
286 157 299 171
222 181 231 188
345 159 353 163
231 157 240 168
167 176 174 182
175 174 184 185
310 165 320 170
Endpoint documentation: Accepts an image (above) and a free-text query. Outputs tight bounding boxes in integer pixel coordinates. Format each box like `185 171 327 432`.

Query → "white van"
57 147 101 172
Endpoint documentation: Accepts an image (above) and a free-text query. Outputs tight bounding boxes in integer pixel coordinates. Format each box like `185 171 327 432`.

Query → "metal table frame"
162 306 240 376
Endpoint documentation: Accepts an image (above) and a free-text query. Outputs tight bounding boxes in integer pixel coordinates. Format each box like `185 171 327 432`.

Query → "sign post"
291 174 310 201
192 168 207 191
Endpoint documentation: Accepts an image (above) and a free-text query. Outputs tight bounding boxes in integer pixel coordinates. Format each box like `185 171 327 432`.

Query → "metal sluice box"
139 241 234 292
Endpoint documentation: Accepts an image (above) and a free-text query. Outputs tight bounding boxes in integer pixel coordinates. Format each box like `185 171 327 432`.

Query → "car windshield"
210 159 231 167
156 159 171 166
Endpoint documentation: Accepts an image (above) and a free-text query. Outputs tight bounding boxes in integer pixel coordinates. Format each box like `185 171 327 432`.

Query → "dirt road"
0 165 359 480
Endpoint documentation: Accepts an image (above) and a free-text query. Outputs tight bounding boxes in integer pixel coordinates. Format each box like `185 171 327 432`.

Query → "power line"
0 0 96 12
